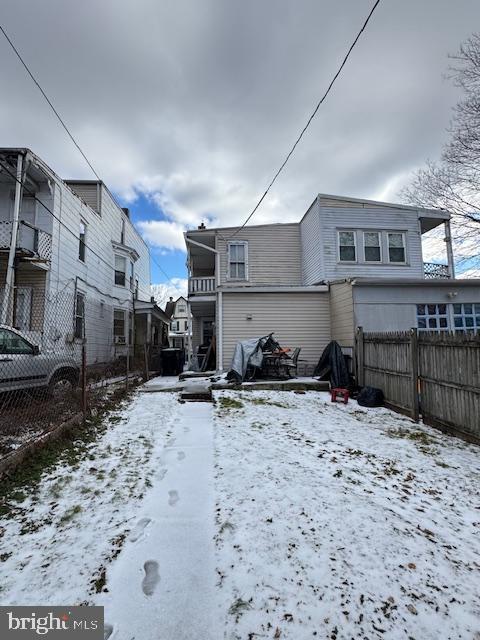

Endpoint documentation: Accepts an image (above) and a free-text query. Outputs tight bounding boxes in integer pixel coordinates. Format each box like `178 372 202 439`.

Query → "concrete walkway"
99 401 219 640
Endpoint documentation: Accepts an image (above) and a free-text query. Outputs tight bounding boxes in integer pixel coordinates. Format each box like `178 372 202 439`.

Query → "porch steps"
180 382 213 403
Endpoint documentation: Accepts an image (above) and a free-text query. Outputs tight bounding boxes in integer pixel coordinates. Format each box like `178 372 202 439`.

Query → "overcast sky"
1 0 479 292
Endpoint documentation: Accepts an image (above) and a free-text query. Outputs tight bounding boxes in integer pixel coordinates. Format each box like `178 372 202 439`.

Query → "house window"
178 305 186 313
129 262 135 291
113 309 125 342
228 241 248 279
79 221 86 262
115 255 127 286
100 300 105 318
453 303 480 333
388 233 406 263
184 320 188 331
338 231 356 262
416 304 448 331
363 231 381 262
75 292 85 338
121 219 125 244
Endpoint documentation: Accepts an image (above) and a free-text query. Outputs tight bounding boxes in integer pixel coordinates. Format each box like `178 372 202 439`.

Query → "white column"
1 153 23 325
445 219 455 279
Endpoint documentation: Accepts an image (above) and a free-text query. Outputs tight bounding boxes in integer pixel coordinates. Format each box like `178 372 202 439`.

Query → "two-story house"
186 194 480 372
0 148 167 365
165 295 191 351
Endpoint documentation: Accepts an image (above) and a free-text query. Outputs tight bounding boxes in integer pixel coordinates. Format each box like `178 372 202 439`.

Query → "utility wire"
225 0 381 239
0 24 102 182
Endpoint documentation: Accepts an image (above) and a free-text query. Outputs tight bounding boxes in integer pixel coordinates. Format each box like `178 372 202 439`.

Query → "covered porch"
189 298 217 371
134 298 170 373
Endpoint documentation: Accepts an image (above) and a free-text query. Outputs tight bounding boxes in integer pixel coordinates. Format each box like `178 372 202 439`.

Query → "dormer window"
338 231 356 262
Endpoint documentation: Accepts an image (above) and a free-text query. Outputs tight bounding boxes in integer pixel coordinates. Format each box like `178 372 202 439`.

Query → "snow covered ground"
213 390 480 640
0 383 479 640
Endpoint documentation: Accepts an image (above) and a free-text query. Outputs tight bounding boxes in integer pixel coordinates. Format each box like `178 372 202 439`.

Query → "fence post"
356 326 364 387
144 343 150 382
81 342 87 423
410 328 419 422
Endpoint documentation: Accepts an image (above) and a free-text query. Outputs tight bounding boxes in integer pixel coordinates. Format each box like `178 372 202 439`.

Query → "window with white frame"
79 221 86 262
338 231 356 262
114 255 127 286
387 232 406 263
228 241 248 279
416 304 449 331
75 292 85 338
453 303 480 333
363 231 381 262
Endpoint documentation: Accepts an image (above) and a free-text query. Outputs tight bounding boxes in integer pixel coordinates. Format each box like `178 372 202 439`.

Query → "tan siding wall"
222 291 330 371
329 282 354 347
0 260 47 332
216 224 302 287
300 199 322 285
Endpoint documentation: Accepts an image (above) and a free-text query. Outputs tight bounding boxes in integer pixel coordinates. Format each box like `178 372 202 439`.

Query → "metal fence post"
410 327 420 422
356 326 364 387
81 341 87 422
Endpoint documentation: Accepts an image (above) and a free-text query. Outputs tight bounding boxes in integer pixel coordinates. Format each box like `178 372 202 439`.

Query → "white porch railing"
0 220 52 262
189 276 216 294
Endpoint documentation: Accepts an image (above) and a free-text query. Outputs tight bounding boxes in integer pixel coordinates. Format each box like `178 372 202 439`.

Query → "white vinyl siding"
221 291 330 371
329 282 354 347
217 224 302 287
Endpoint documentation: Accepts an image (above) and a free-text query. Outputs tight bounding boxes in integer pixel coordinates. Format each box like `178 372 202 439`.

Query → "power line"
0 24 102 182
225 0 382 239
149 254 186 295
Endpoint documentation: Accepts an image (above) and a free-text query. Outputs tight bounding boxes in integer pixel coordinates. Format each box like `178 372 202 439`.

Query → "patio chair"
283 347 302 378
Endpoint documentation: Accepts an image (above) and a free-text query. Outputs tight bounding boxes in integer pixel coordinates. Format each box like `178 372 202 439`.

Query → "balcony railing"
189 276 216 294
424 262 450 279
0 220 52 262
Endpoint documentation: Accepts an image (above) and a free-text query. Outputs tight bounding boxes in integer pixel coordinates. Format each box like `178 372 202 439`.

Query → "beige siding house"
186 193 479 372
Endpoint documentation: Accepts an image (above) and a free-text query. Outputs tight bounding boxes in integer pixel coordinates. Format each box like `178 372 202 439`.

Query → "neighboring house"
165 296 191 351
186 193 480 371
0 148 167 365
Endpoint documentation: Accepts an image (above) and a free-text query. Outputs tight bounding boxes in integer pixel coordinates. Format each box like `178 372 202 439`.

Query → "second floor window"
363 232 381 262
115 255 127 286
338 231 356 262
388 233 406 263
228 241 248 279
79 221 86 262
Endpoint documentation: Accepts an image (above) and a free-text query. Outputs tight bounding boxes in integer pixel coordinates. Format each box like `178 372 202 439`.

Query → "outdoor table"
262 348 292 378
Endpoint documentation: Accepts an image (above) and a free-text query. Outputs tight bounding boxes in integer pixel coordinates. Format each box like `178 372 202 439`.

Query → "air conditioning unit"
114 335 126 345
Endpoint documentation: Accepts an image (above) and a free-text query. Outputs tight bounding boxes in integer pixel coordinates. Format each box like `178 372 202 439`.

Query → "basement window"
453 303 480 333
416 304 448 331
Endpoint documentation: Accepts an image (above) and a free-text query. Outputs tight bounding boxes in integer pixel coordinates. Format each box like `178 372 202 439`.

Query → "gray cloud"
1 0 479 254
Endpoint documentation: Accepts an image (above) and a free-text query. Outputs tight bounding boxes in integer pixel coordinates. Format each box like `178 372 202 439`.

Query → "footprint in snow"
177 451 186 461
168 490 179 506
129 517 152 543
142 560 160 596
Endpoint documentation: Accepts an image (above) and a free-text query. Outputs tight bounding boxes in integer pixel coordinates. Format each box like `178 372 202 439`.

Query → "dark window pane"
475 304 480 314
428 318 437 328
340 246 356 261
428 305 437 315
476 316 480 326
389 247 405 263
438 304 446 314
365 246 381 262
418 318 427 328
454 317 463 328
417 304 425 315
115 271 125 286
465 317 474 327
464 304 473 314
453 304 462 314
439 317 448 328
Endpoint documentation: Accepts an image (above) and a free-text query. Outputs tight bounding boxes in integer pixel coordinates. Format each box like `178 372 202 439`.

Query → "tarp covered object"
314 340 350 388
226 336 269 384
357 386 384 407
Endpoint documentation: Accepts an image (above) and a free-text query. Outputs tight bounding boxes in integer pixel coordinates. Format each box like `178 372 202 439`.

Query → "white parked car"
0 325 79 398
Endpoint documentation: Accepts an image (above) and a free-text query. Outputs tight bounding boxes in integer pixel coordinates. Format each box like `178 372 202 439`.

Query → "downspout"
1 153 24 325
444 219 455 279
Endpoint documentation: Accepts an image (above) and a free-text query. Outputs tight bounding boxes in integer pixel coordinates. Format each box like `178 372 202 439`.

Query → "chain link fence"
0 287 153 466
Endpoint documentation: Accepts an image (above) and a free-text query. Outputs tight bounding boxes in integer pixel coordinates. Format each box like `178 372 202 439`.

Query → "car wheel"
48 374 75 401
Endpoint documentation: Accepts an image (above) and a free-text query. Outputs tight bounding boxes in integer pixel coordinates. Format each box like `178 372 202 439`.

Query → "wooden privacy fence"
356 328 480 443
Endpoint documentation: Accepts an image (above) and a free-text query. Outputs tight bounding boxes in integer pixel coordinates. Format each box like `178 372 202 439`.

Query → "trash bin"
161 348 184 375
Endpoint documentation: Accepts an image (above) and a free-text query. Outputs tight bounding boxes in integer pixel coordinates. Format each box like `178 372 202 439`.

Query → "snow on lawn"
0 390 179 606
213 390 480 640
